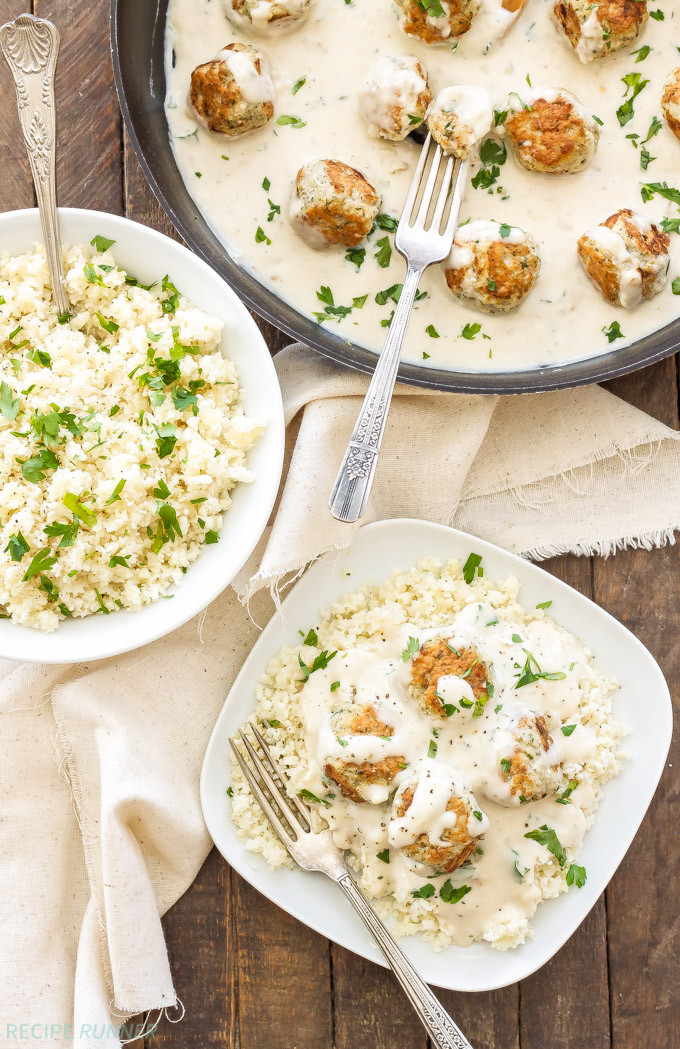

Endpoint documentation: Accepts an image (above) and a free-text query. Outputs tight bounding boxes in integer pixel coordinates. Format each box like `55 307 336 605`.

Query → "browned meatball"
443 220 541 314
552 0 648 61
396 787 478 872
502 89 599 174
662 68 680 143
577 209 671 308
189 43 274 137
410 637 490 719
289 159 381 249
323 704 406 803
485 710 561 805
394 0 480 45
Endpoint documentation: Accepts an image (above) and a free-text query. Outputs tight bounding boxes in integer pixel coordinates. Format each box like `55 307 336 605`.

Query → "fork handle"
336 871 474 1049
328 264 423 523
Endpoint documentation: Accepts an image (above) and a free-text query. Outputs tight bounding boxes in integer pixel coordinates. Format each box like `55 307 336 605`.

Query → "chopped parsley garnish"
298 649 337 681
21 448 59 484
460 322 482 340
23 547 57 581
566 863 587 888
425 324 440 338
633 45 651 62
298 789 332 806
44 518 79 548
500 758 512 774
276 114 306 129
299 627 318 646
512 633 522 643
439 881 471 904
63 493 97 528
83 263 105 286
291 76 306 94
499 223 512 239
266 199 281 222
643 116 663 143
96 313 119 335
473 810 483 822
471 138 507 192
462 552 483 584
402 635 420 662
374 236 392 268
160 275 180 314
313 285 357 323
4 532 29 561
109 555 130 568
524 824 566 867
514 648 566 688
561 724 576 737
155 422 177 459
27 348 51 369
39 575 59 602
330 681 340 692
603 321 624 343
90 234 115 252
377 849 390 863
375 213 398 232
641 181 680 206
660 217 680 234
649 8 663 18
673 276 680 295
556 779 578 805
616 72 649 127
106 479 126 505
375 283 402 306
255 226 271 245
205 530 219 544
535 600 552 609
345 246 366 269
0 381 20 421
411 882 436 899
493 109 508 126
262 176 271 192
513 851 529 879
428 738 438 758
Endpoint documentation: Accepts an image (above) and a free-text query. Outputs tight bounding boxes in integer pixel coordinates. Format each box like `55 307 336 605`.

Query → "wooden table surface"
1 2 678 1045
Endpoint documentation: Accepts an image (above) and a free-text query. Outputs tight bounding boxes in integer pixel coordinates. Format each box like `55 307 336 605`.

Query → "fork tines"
229 723 311 848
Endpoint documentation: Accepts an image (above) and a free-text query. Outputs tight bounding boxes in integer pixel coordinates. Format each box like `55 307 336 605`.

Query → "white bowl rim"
0 206 284 663
200 517 673 991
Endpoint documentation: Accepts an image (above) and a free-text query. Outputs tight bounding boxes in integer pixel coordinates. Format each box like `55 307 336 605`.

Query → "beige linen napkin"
2 342 680 1049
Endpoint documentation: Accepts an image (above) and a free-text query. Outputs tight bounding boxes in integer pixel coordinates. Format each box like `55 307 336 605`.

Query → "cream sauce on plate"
294 601 607 947
165 0 680 373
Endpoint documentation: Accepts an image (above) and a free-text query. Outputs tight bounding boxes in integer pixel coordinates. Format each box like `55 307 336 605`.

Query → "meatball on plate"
389 759 487 873
394 0 480 45
222 0 313 34
484 709 562 806
552 0 648 62
501 87 600 174
410 636 491 719
359 55 431 142
426 85 494 159
189 43 274 137
322 703 406 804
577 210 671 308
289 159 381 250
443 219 541 314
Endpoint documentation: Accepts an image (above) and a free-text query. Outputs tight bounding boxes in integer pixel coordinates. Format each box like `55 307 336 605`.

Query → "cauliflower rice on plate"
230 554 626 952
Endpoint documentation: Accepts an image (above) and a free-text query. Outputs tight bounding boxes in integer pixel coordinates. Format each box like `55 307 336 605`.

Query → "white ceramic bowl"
0 208 284 663
201 519 672 991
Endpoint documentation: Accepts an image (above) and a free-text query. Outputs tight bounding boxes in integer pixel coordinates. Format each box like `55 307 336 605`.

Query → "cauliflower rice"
0 240 261 631
230 556 625 952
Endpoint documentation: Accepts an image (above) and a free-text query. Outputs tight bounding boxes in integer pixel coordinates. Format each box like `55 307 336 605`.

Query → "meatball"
410 637 491 719
485 709 561 805
359 55 431 142
552 0 648 62
426 85 494 160
189 43 274 137
394 0 480 45
501 88 600 174
289 159 381 250
323 704 406 804
662 68 680 143
222 0 312 34
388 760 486 873
443 219 541 314
577 209 671 308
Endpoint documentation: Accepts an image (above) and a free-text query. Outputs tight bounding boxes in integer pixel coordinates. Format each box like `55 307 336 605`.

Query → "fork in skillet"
230 723 475 1049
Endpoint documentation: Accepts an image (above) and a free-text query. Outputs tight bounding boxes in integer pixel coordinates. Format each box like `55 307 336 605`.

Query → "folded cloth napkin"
3 342 680 1049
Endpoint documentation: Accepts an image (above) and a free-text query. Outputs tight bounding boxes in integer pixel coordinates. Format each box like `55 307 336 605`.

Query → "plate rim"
200 518 673 990
110 0 680 396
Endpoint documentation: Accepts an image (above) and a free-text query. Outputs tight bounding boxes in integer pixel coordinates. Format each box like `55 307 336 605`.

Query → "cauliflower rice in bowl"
230 555 626 952
0 238 261 632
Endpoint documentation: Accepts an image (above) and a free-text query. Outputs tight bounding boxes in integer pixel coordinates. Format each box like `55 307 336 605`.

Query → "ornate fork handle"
337 870 473 1049
328 264 422 523
0 15 69 317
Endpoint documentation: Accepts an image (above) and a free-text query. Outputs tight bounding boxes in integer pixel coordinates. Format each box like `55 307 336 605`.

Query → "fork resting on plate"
231 722 475 1049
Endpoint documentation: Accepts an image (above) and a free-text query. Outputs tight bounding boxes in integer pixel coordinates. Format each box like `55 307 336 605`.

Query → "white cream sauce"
294 600 603 947
166 0 680 373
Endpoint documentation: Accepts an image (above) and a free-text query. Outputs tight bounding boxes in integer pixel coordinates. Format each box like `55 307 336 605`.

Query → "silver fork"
329 136 469 523
230 723 474 1049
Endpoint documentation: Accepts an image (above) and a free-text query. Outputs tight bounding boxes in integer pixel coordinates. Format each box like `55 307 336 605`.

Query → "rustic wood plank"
438 985 519 1049
35 0 122 212
596 358 680 1049
332 946 427 1049
232 874 333 1049
149 849 237 1047
0 0 35 211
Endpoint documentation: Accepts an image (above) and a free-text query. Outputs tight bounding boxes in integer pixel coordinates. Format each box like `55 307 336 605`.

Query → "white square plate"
200 519 672 991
